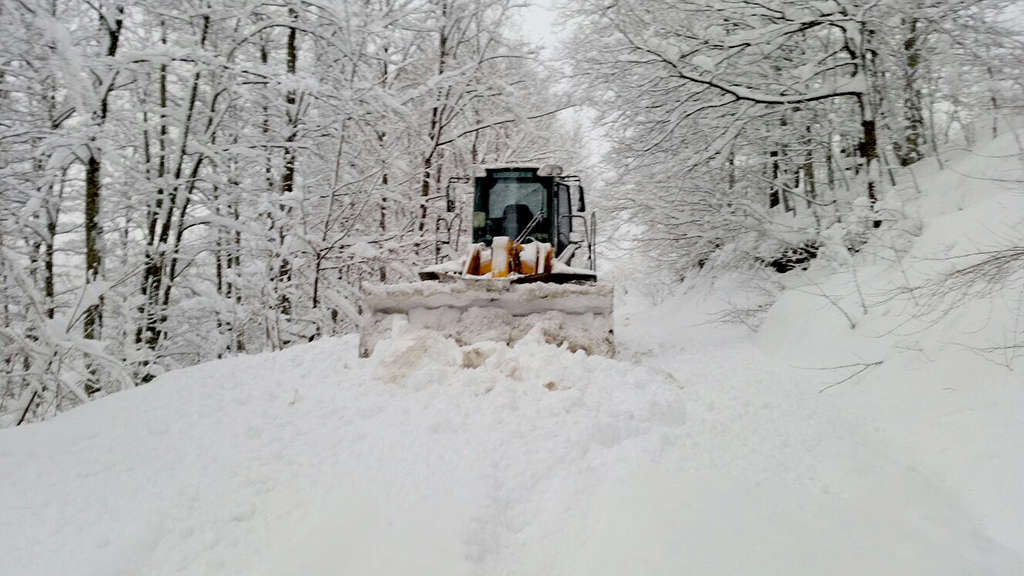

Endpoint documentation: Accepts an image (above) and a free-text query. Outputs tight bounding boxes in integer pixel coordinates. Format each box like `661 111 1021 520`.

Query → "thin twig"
815 360 884 393
794 280 858 329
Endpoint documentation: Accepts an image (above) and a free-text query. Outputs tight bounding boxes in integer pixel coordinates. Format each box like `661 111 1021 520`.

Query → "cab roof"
473 164 563 177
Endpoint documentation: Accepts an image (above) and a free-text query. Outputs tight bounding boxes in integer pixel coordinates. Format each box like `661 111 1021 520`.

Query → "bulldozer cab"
471 167 575 254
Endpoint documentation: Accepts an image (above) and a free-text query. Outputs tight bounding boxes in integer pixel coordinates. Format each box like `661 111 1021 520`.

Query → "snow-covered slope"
3 134 1024 574
759 130 1024 556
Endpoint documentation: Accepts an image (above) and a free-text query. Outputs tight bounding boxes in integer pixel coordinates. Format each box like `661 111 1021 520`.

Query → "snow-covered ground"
3 134 1024 574
2 293 1021 574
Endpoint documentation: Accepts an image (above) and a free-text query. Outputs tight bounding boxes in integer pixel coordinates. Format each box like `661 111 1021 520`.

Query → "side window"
556 183 571 251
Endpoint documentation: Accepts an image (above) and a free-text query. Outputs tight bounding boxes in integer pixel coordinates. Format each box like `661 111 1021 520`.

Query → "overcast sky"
518 1 559 50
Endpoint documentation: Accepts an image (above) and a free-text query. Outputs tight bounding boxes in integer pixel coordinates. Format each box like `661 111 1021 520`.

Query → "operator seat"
501 204 535 239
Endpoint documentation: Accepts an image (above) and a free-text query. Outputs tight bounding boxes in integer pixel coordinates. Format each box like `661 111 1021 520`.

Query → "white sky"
517 2 559 50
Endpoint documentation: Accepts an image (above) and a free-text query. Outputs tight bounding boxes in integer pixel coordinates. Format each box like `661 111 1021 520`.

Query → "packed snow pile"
360 281 615 357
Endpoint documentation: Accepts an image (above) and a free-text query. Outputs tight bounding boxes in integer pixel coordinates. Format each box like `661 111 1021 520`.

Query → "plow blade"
359 280 614 358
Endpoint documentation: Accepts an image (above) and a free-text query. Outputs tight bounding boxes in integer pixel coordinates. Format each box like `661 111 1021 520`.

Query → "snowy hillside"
3 135 1024 574
759 129 1024 555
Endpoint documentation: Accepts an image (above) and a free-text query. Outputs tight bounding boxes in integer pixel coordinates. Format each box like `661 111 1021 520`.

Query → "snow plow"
359 164 614 358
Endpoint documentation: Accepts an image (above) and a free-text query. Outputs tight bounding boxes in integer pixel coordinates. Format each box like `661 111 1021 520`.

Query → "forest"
2 0 1022 423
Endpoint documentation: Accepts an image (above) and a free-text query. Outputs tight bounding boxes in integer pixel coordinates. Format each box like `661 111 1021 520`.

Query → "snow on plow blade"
359 280 614 358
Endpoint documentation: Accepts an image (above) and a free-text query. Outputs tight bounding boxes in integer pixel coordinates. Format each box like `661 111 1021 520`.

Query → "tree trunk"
859 93 883 228
804 148 816 207
727 148 735 191
768 148 780 209
276 8 300 319
421 1 449 232
826 133 835 189
986 64 999 139
83 153 103 341
83 6 124 349
138 20 167 355
282 9 298 201
862 118 878 205
896 17 925 167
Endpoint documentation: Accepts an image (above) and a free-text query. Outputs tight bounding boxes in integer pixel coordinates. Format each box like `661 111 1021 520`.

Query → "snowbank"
360 281 614 357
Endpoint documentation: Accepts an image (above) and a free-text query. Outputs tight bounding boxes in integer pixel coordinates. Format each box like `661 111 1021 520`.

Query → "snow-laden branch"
436 104 576 146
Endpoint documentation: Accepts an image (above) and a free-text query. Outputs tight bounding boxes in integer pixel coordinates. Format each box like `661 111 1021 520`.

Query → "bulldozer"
358 164 614 358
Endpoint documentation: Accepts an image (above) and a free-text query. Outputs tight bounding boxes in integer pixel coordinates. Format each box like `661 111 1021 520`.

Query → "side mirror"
445 176 470 213
577 186 586 213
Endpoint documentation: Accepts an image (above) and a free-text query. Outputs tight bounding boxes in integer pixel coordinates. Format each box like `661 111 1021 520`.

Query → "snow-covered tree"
567 0 1023 275
0 0 575 423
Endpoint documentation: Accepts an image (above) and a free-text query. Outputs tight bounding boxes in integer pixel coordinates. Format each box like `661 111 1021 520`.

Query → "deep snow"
759 130 1024 555
2 290 1022 574
3 132 1024 574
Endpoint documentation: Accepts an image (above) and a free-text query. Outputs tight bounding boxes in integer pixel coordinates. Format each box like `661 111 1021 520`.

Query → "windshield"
487 180 545 218
473 176 551 244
